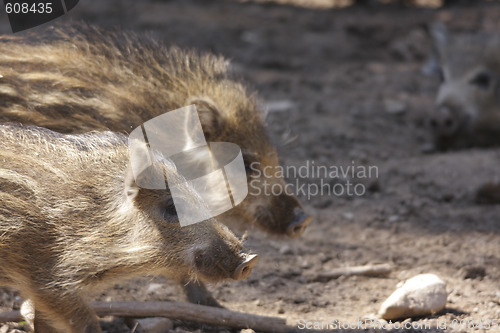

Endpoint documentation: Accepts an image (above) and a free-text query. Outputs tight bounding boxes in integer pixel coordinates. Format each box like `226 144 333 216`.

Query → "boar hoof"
183 280 224 308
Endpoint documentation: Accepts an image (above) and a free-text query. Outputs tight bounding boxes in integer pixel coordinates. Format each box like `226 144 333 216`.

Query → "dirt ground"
1 1 499 332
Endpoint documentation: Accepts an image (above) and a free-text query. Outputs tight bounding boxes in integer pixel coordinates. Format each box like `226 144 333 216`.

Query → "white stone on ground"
384 98 407 115
379 273 447 320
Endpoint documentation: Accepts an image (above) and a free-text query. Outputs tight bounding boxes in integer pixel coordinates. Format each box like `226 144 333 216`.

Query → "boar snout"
191 243 257 282
233 254 258 280
430 105 462 138
286 209 313 239
277 196 313 239
251 194 313 237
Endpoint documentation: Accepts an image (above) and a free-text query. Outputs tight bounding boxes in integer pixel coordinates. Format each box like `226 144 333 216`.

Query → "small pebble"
342 212 354 220
384 99 406 115
388 215 399 223
240 329 256 333
266 100 294 113
279 245 293 255
379 273 447 320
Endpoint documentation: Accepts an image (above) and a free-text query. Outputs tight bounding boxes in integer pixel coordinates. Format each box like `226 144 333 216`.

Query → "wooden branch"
310 263 392 282
0 310 21 323
93 301 288 332
1 301 289 333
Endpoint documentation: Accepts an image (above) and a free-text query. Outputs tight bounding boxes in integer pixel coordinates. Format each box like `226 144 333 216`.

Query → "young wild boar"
0 24 312 307
0 123 257 332
426 23 500 150
0 23 312 240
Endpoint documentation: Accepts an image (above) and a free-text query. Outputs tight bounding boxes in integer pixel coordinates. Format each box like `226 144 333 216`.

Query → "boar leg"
182 279 223 308
33 311 59 333
30 290 101 333
21 300 58 333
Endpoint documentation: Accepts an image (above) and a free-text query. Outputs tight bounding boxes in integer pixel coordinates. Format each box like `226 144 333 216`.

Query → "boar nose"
233 254 258 280
430 106 459 137
287 210 313 238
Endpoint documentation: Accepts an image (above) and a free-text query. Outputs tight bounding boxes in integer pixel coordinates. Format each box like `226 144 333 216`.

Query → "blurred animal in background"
424 22 500 150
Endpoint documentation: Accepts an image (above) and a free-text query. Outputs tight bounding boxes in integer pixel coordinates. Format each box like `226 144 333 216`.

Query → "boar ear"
186 96 224 141
126 129 150 200
429 22 450 59
125 164 141 200
125 134 169 200
423 22 450 77
124 138 148 200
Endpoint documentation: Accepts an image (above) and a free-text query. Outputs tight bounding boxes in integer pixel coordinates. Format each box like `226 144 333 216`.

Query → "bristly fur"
0 22 308 238
0 24 308 330
0 123 247 332
0 23 258 134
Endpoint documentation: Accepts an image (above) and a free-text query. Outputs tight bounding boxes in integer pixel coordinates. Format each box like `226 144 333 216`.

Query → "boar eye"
161 198 177 221
470 71 492 90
